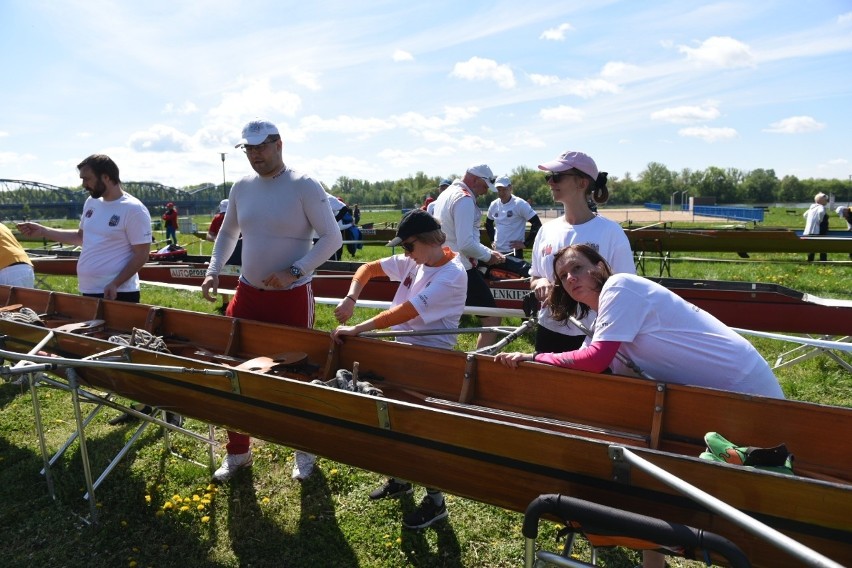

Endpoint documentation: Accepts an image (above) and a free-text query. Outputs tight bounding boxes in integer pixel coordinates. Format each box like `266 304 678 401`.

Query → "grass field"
1 208 850 567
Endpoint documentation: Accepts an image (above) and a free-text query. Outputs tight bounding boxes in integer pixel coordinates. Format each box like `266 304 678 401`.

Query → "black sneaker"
165 412 184 427
403 495 448 529
369 479 413 500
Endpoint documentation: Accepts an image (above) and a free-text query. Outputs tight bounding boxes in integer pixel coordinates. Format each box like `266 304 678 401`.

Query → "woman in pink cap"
528 151 635 354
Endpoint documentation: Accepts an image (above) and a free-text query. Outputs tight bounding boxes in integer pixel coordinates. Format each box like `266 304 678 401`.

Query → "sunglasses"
401 239 417 253
242 138 277 154
544 172 583 183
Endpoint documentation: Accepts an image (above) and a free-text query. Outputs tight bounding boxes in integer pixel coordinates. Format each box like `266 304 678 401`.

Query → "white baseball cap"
235 120 279 147
467 164 496 192
494 175 511 189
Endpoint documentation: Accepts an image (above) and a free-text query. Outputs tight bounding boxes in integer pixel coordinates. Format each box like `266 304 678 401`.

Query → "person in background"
206 199 229 242
425 178 451 216
803 192 828 262
530 151 634 355
202 119 341 483
0 223 35 288
837 206 852 231
332 209 466 531
327 193 355 260
18 154 157 425
485 175 542 259
430 165 505 349
162 202 179 244
353 204 361 225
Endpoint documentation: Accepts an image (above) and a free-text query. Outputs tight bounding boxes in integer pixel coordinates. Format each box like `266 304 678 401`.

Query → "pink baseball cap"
538 151 599 179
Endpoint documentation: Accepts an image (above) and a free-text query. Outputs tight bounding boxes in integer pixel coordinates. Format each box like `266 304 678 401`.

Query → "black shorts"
465 267 497 308
534 324 585 352
83 291 141 303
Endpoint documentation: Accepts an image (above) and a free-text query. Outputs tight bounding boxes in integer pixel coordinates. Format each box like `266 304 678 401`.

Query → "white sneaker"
212 451 253 482
292 451 316 481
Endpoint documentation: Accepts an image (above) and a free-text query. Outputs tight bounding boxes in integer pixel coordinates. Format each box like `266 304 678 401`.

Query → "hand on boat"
531 278 552 304
495 351 534 369
201 275 219 302
331 325 358 344
103 282 118 301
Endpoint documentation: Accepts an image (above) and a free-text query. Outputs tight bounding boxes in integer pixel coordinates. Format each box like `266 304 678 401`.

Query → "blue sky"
1 1 851 190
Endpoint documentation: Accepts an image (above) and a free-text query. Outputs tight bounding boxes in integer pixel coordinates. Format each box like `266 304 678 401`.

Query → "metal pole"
610 446 845 568
220 153 227 200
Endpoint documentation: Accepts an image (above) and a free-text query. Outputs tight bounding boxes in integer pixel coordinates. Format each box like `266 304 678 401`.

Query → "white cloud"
763 116 825 134
451 57 516 88
826 158 848 165
651 104 721 124
838 12 852 25
290 68 321 91
564 78 620 98
77 132 94 138
539 105 585 122
529 73 560 87
392 49 414 62
0 131 8 138
164 101 199 115
599 61 642 82
0 151 37 167
678 36 756 68
128 124 194 152
677 126 738 142
539 23 574 41
300 115 395 136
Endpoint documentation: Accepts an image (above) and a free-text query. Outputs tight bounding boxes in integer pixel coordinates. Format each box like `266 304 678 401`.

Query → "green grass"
2 208 850 567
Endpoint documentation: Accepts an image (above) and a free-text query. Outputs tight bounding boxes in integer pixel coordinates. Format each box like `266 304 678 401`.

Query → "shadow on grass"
226 466 359 568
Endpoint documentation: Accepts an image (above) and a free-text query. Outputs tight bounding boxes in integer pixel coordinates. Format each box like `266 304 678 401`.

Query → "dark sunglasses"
544 172 583 183
401 239 417 253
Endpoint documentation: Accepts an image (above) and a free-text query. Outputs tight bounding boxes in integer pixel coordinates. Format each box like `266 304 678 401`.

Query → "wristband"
345 295 356 303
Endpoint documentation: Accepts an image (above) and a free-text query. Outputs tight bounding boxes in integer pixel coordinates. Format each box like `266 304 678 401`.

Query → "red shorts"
226 279 314 328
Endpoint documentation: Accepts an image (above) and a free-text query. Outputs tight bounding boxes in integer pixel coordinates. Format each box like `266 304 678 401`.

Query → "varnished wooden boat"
0 285 849 566
28 252 852 335
626 226 852 254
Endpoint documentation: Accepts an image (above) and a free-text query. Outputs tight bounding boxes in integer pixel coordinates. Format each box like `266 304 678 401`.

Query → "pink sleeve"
533 341 621 373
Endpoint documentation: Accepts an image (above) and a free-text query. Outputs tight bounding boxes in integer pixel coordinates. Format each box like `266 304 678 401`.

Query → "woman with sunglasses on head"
332 209 467 531
529 151 634 354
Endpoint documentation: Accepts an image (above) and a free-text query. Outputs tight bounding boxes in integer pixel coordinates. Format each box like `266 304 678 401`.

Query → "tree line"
328 164 852 209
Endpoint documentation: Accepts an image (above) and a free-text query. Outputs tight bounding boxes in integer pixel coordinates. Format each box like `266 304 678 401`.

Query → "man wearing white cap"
485 175 542 259
430 164 505 349
202 119 342 483
205 199 229 242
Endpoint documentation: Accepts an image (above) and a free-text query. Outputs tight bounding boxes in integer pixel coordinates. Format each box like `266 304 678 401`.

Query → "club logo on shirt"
506 211 513 218
108 215 120 227
542 244 553 256
403 273 413 288
85 209 94 218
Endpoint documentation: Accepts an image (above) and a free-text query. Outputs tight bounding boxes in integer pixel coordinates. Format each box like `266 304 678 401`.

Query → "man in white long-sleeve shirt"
202 119 342 483
431 164 505 348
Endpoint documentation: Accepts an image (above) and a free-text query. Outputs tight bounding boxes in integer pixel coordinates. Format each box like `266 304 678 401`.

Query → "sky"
1 1 851 191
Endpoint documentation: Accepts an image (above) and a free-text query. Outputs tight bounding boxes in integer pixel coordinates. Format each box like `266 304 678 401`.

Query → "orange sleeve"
353 260 386 286
370 301 420 329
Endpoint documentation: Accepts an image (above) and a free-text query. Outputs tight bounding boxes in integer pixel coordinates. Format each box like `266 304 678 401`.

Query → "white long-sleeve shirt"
207 167 342 289
430 180 492 270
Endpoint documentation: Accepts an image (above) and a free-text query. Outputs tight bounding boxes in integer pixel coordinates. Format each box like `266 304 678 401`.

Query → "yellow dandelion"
204 493 213 500
132 547 139 553
383 534 390 539
96 502 103 508
309 514 316 521
330 468 339 476
197 504 205 511
172 494 182 502
261 497 270 505
180 505 190 512
144 495 151 504
129 561 137 567
395 537 401 544
385 542 392 548
162 502 174 510
121 520 128 527
192 494 201 501
201 499 210 505
161 544 169 550
201 516 210 523
206 483 216 491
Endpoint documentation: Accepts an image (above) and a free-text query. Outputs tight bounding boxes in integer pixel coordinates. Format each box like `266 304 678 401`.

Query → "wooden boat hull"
29 253 852 335
0 286 850 567
627 227 852 254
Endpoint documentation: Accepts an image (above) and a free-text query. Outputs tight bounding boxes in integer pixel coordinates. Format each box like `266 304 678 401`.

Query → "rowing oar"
568 316 655 380
470 318 537 356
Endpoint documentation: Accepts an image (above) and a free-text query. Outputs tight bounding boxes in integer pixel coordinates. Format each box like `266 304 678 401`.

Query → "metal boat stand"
0 339 231 525
731 328 852 373
608 445 844 568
